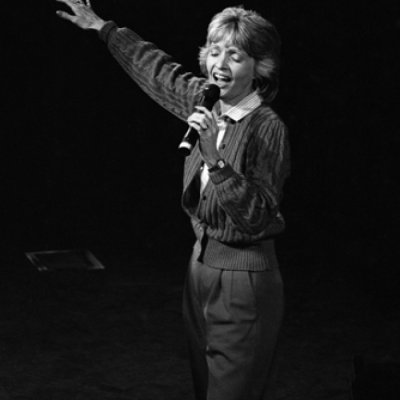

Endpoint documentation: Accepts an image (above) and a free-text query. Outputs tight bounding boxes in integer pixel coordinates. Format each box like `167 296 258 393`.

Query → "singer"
56 1 291 399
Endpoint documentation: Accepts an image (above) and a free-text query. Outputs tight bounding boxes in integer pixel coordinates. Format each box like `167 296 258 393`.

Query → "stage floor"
0 244 399 400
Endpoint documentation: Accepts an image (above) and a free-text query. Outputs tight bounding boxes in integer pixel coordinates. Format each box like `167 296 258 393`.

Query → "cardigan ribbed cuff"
99 21 144 44
209 163 234 185
98 20 118 43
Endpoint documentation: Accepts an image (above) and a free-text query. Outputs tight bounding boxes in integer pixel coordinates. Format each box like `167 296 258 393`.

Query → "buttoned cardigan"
99 21 291 271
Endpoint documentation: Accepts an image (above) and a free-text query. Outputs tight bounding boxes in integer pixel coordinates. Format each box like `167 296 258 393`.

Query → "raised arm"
55 0 206 123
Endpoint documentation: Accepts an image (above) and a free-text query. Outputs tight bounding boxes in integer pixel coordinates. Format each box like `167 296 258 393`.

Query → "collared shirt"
200 91 262 192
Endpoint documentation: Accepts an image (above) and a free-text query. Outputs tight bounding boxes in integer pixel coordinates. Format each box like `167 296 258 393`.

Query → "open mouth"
212 72 232 83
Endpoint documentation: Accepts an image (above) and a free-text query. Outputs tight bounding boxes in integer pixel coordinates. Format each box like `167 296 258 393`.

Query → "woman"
56 1 291 399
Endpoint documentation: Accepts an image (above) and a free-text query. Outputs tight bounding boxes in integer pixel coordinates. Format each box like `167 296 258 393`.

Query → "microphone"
178 83 220 156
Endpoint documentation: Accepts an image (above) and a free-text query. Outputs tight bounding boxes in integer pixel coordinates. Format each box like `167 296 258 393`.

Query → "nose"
215 51 228 68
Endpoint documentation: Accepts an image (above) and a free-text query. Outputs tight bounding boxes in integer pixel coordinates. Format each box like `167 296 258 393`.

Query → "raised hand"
55 0 105 31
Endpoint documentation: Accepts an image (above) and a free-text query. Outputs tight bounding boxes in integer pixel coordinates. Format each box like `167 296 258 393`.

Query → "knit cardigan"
99 21 291 271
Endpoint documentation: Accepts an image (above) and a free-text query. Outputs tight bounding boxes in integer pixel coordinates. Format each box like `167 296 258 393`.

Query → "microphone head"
203 84 220 110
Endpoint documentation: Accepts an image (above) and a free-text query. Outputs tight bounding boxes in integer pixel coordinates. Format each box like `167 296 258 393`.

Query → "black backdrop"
2 0 399 290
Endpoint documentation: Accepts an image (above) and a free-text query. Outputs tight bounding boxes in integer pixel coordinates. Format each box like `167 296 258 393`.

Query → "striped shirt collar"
218 91 262 122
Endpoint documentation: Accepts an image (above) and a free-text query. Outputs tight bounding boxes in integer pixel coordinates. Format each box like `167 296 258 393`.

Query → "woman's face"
206 37 256 107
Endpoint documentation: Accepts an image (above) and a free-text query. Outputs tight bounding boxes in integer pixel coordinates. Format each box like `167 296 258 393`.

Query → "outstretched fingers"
56 0 103 29
56 10 75 22
55 0 76 8
56 0 92 12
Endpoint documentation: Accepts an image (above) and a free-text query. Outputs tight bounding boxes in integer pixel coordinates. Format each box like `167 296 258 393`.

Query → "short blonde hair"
199 6 281 103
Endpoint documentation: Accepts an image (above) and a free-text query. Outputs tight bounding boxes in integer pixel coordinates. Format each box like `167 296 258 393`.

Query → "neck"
219 91 255 115
219 101 231 115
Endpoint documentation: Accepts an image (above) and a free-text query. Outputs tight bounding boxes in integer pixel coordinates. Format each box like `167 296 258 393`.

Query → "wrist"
204 151 222 169
91 18 106 31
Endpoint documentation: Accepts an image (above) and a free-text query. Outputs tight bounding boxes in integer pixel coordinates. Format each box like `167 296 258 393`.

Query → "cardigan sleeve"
209 117 290 237
98 21 206 122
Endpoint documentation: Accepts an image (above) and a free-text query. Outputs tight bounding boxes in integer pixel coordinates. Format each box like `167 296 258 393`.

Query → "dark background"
0 0 399 398
3 0 398 283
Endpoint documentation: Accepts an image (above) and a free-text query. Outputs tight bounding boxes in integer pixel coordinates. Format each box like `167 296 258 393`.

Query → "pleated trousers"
182 241 284 400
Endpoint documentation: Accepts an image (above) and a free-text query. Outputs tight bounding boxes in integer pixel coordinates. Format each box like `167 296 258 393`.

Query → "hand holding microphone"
178 84 220 156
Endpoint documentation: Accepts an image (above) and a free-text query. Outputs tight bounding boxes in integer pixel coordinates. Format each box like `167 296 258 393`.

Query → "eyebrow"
210 43 243 53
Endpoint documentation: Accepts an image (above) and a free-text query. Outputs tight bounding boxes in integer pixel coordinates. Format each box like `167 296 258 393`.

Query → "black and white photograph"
1 0 398 399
